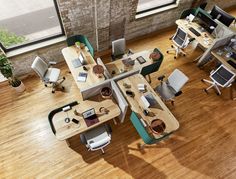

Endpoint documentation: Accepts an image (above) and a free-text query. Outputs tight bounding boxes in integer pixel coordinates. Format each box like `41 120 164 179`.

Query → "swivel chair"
80 124 112 154
111 38 133 61
167 28 189 59
31 56 65 93
130 111 172 149
140 48 163 83
155 69 189 105
201 64 235 95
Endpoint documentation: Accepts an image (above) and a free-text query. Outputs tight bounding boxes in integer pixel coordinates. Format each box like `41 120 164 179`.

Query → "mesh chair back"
168 69 189 92
31 56 48 80
210 65 235 87
173 28 188 47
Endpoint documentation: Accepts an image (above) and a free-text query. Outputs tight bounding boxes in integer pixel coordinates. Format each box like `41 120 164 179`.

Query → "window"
136 0 177 14
0 0 64 52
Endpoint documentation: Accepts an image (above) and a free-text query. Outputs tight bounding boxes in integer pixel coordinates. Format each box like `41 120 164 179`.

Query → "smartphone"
126 90 134 97
72 118 79 124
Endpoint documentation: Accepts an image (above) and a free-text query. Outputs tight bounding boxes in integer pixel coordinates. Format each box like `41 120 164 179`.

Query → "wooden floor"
1 10 236 179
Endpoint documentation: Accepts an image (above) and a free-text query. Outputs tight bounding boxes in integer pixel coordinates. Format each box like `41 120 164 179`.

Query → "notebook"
77 72 88 82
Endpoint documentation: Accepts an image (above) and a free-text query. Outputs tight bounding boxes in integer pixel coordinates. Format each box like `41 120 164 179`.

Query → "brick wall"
8 0 236 76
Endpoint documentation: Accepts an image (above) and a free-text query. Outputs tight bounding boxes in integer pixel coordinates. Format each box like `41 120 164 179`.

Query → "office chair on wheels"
155 69 189 105
167 28 189 59
111 38 133 61
80 123 112 154
201 65 235 96
31 56 65 93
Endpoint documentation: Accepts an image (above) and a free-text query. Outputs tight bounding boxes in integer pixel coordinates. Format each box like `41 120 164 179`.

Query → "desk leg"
230 83 236 100
193 54 202 62
66 139 71 147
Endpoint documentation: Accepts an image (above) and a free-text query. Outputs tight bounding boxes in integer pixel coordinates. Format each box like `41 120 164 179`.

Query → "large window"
136 0 177 14
0 0 64 52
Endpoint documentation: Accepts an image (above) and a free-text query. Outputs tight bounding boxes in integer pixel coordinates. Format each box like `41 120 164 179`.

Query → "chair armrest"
80 134 87 144
49 61 57 65
128 49 134 55
157 75 165 81
175 91 182 97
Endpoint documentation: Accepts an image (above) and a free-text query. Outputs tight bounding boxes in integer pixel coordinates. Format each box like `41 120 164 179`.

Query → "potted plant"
0 53 25 92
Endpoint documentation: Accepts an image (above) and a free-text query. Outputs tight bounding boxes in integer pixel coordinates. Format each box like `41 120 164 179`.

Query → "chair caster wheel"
201 79 204 82
52 90 55 93
183 54 186 57
217 93 220 96
174 56 177 59
204 89 208 94
45 84 47 87
63 77 65 80
166 51 169 53
171 45 174 48
62 86 65 90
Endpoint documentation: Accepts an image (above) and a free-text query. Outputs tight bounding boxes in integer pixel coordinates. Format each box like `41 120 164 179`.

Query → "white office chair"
111 38 133 61
155 69 189 105
201 64 235 95
167 28 190 59
31 56 65 93
80 124 112 154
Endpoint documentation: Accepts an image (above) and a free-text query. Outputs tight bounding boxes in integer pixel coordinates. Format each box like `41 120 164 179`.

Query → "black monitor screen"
195 10 218 33
210 5 235 27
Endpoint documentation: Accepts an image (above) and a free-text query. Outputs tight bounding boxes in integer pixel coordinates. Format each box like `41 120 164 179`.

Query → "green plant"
0 54 21 87
0 28 26 48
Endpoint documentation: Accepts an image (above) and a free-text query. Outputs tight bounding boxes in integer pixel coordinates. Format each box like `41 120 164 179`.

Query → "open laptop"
82 108 99 127
72 52 86 68
82 108 98 120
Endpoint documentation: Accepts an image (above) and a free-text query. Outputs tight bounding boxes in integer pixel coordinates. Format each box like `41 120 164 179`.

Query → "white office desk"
62 46 105 90
105 50 153 77
176 19 215 49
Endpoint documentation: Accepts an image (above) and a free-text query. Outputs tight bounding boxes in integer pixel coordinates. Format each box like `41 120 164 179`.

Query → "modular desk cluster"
51 45 180 146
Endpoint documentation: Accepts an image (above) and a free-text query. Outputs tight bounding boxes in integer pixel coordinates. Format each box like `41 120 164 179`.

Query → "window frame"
136 0 177 15
0 0 65 53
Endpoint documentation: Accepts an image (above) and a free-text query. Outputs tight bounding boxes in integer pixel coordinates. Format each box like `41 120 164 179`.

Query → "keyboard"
188 27 201 37
227 60 236 69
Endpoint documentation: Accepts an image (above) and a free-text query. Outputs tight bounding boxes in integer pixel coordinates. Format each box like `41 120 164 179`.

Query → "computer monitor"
195 10 218 33
210 5 235 27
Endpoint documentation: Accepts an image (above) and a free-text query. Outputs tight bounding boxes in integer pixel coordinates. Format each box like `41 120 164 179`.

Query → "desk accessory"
83 66 88 71
72 58 82 68
82 108 99 127
126 90 134 97
77 72 88 82
93 65 104 78
123 83 131 89
72 118 79 124
138 84 146 92
99 107 109 114
100 87 112 99
150 119 166 135
141 95 150 108
63 105 71 123
136 56 146 64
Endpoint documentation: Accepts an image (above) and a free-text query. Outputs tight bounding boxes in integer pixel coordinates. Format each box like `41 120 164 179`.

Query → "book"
77 72 88 82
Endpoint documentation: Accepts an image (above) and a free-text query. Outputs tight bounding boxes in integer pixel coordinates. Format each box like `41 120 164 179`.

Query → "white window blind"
137 0 176 13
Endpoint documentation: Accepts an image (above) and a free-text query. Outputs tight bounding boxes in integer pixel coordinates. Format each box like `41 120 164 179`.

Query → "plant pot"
13 81 25 93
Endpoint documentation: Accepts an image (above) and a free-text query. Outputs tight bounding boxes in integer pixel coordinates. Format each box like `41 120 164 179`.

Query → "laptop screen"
82 108 95 119
79 52 86 65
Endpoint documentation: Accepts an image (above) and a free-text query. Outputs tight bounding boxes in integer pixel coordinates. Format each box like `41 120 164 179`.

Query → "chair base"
45 77 65 93
167 45 186 59
201 79 221 95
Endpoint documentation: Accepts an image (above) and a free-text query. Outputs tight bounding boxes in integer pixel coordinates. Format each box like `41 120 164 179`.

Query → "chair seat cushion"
155 82 176 100
45 68 60 83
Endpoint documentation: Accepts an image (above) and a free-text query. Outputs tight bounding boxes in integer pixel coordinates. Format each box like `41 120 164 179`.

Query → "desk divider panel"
81 80 112 100
111 80 128 123
97 57 112 79
198 34 235 66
